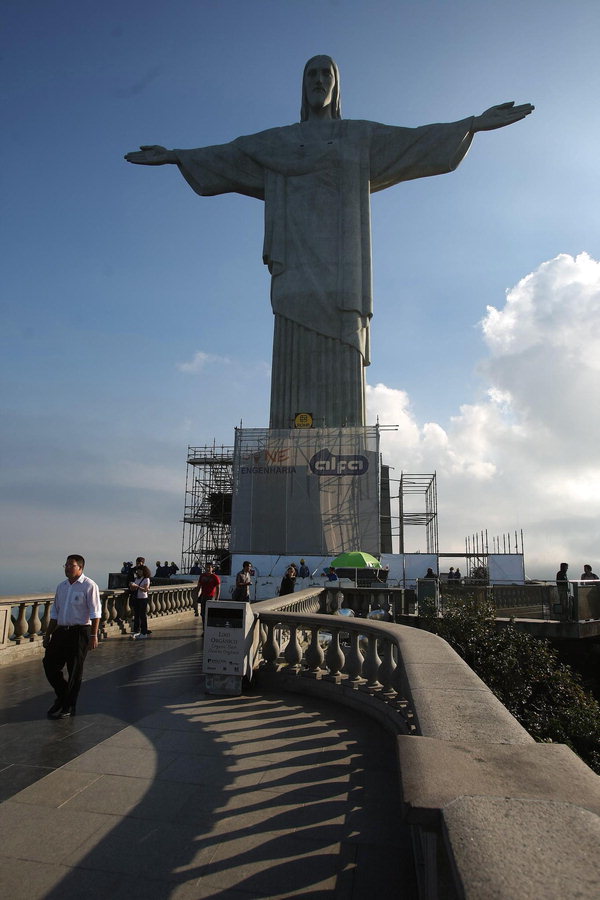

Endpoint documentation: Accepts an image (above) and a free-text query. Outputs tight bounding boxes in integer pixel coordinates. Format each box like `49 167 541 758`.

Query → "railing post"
363 633 382 690
99 593 109 638
262 622 280 671
40 600 52 635
7 608 15 641
324 627 345 680
379 638 397 697
13 603 29 644
303 625 324 677
28 601 41 639
344 630 364 684
284 623 302 671
123 589 133 621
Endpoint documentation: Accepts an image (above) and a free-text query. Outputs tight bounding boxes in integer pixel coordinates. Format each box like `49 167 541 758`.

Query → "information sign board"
202 600 254 677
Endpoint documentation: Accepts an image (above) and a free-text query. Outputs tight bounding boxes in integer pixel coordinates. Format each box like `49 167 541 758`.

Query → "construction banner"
230 427 380 556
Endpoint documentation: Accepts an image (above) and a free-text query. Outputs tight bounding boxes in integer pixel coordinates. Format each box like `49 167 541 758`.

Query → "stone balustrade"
251 587 600 900
0 584 197 663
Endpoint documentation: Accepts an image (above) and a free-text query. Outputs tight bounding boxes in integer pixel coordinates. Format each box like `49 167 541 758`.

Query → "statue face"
304 56 336 112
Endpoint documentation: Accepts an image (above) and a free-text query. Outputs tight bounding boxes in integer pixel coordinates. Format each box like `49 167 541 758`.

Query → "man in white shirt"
43 554 102 718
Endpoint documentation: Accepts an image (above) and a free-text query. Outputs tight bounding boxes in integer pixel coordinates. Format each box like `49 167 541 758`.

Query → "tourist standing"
197 563 221 622
129 564 152 640
43 555 101 718
233 561 253 601
298 559 310 578
556 562 570 618
279 566 296 596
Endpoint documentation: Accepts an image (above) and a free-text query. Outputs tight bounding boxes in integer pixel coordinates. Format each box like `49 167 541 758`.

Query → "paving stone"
60 815 217 881
62 773 195 820
0 801 113 863
10 768 101 808
0 858 123 900
156 751 264 788
0 763 54 802
62 743 176 778
95 724 165 749
197 831 356 896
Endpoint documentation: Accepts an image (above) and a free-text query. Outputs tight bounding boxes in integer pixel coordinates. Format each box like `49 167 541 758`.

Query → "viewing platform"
0 615 414 899
1 585 600 898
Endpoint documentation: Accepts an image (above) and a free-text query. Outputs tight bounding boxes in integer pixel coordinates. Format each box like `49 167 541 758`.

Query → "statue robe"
175 117 473 428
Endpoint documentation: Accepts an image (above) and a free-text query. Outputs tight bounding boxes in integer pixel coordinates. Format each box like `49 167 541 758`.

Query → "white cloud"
178 350 231 373
368 253 600 578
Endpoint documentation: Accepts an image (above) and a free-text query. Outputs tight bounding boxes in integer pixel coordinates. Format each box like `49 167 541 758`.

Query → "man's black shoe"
58 706 76 718
47 699 64 717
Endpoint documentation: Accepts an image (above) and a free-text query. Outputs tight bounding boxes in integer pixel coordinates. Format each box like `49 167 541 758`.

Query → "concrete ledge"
397 735 600 827
397 734 600 897
443 796 600 899
395 629 533 745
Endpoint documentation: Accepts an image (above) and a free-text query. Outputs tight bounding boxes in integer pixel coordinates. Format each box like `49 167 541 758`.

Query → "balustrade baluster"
379 639 397 697
13 603 29 643
259 622 268 646
325 627 345 679
363 633 382 690
344 630 365 683
8 609 15 641
283 623 302 671
40 600 52 635
303 625 324 677
262 622 280 670
99 594 109 637
28 601 41 639
123 590 133 622
105 593 116 628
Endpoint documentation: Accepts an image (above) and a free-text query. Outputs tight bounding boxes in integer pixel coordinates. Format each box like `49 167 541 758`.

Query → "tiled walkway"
0 618 417 899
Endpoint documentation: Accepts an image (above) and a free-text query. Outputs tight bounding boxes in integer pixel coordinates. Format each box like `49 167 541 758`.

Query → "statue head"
301 55 341 121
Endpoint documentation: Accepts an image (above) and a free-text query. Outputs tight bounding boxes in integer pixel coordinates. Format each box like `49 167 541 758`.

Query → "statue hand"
473 102 534 132
124 145 176 165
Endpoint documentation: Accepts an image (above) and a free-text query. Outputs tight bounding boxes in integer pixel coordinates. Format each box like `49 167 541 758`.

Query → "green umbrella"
330 551 381 569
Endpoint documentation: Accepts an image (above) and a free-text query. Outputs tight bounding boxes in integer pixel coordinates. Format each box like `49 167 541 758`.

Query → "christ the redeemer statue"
125 55 533 429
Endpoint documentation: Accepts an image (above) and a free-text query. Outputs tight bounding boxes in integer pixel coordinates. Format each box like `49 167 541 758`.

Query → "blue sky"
2 0 600 593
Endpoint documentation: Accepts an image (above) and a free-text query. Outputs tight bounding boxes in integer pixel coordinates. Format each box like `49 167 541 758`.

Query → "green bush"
421 592 600 774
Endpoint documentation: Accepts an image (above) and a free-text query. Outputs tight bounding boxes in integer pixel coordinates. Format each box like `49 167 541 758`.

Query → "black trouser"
43 625 90 709
132 597 148 634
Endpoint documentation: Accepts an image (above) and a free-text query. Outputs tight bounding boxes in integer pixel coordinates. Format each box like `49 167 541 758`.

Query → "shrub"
421 592 600 774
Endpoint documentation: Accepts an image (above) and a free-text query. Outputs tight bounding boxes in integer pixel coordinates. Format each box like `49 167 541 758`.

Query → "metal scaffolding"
180 444 234 575
398 472 438 554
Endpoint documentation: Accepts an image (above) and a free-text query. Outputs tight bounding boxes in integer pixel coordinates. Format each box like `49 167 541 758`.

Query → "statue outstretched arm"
124 145 178 165
472 102 534 133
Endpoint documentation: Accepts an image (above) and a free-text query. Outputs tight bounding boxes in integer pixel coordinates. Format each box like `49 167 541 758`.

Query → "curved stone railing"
255 608 417 735
251 588 600 900
0 584 197 656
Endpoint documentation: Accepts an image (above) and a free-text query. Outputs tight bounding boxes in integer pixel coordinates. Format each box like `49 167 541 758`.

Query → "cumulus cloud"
178 350 231 373
368 253 600 577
